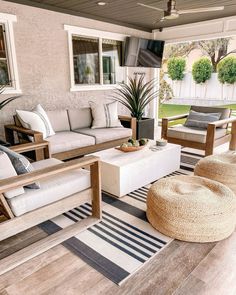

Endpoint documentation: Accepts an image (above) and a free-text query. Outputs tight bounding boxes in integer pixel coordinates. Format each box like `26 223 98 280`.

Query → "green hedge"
217 56 236 84
192 58 213 84
167 57 186 81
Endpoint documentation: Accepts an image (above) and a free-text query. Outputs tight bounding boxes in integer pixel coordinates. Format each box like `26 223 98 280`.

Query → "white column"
148 68 160 124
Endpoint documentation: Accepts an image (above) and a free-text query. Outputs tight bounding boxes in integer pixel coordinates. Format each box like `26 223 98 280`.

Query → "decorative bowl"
156 139 167 147
116 145 146 153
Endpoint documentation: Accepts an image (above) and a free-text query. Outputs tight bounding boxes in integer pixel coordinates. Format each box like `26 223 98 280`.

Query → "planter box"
136 118 155 140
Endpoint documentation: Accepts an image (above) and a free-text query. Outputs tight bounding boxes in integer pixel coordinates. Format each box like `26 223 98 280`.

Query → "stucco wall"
0 1 151 138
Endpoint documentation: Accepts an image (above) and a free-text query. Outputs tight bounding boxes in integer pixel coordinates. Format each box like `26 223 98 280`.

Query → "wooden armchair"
0 142 101 275
161 106 236 156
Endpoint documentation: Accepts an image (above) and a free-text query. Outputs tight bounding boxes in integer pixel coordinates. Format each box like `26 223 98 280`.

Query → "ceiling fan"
137 0 224 22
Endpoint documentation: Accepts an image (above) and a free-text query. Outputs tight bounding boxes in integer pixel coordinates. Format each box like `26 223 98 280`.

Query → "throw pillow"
185 110 221 129
16 104 55 139
0 145 40 189
0 151 25 199
90 101 122 129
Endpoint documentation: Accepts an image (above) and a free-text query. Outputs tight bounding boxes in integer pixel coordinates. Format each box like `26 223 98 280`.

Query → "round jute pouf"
194 153 236 195
146 175 236 243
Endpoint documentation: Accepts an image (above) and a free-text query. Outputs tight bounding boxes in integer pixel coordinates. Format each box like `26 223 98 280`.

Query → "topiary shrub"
167 57 186 81
217 56 236 84
192 58 213 84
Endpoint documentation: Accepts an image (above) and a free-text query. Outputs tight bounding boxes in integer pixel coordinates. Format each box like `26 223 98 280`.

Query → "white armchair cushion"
0 151 25 199
7 158 91 216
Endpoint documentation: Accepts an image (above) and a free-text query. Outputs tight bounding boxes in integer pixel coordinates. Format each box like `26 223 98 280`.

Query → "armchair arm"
162 113 189 122
0 155 99 195
118 115 137 139
10 141 51 159
208 116 236 128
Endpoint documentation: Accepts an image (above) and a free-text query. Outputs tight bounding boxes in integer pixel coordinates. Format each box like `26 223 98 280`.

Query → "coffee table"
91 142 181 198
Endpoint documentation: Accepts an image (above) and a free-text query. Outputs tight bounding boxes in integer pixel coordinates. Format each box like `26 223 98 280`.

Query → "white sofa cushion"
0 151 25 199
68 108 92 130
90 101 122 129
46 110 70 132
7 158 91 216
74 127 132 144
167 125 226 143
16 104 55 139
46 131 95 154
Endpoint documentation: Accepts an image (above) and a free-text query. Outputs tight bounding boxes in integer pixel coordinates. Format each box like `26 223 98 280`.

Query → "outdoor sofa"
5 108 136 161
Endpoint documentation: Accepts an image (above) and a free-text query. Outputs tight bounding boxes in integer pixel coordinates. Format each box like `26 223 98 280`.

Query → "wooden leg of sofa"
230 121 236 151
33 133 44 161
205 125 216 156
0 194 14 219
161 118 168 140
90 161 102 219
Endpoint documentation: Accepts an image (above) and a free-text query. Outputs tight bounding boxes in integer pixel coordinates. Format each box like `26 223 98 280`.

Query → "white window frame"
64 25 128 91
0 12 21 94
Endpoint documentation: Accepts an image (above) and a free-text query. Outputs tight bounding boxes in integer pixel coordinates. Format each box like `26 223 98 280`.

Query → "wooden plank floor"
0 221 235 295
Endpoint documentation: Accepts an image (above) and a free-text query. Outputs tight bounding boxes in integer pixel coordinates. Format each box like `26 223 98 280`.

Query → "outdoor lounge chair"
161 106 236 156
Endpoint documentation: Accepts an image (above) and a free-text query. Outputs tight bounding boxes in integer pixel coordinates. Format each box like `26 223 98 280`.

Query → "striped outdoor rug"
39 150 203 285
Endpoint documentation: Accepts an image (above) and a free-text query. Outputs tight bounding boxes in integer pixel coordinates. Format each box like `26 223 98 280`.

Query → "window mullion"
99 38 103 85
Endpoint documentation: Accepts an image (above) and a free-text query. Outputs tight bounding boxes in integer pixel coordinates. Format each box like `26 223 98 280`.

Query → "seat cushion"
7 158 91 216
46 131 95 154
167 125 226 143
74 127 132 144
46 110 70 132
68 108 92 130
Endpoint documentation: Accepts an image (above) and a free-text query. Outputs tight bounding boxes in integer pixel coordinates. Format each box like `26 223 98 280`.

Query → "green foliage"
114 75 158 120
217 56 236 84
0 84 21 110
159 80 173 103
167 57 186 81
192 58 213 84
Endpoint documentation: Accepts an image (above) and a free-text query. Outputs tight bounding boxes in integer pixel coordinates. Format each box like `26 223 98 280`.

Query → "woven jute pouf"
194 153 236 194
147 175 236 243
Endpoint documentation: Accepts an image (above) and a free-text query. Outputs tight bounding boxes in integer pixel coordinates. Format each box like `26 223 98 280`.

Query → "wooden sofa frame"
4 115 137 161
162 114 236 156
0 142 101 275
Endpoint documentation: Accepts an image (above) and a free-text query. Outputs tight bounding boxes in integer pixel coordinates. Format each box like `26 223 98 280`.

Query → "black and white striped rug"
39 150 203 285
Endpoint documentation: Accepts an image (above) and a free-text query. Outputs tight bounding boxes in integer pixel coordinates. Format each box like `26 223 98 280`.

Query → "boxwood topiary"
192 58 213 84
217 56 236 84
167 57 186 81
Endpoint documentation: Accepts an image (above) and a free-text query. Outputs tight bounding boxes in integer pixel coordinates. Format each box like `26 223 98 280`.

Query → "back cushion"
0 151 25 199
191 106 231 129
68 108 92 130
46 110 70 132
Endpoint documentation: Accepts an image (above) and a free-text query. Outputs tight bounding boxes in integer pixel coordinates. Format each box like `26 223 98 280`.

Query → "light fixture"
97 1 107 6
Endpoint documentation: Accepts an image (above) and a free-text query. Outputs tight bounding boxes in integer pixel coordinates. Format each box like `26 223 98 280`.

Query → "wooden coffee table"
91 142 181 198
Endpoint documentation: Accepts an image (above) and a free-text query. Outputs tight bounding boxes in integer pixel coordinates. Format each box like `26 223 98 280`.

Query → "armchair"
0 142 101 275
161 106 236 156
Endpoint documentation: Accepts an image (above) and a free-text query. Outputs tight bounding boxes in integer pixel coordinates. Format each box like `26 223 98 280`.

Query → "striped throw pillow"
185 110 221 129
90 101 122 129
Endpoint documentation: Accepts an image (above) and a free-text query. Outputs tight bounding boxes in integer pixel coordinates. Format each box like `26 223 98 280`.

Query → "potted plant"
115 74 158 139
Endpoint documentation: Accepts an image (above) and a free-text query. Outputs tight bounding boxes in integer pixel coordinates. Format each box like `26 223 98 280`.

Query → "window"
0 13 20 93
0 25 11 85
72 36 122 86
65 25 126 91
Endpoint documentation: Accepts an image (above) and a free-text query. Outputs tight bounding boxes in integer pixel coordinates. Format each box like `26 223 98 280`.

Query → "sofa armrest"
0 155 99 195
161 114 189 139
162 113 189 122
118 115 137 139
208 116 236 128
10 141 51 159
4 124 43 145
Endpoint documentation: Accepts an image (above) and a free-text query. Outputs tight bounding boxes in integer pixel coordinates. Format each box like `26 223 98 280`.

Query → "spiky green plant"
114 75 158 120
0 84 21 110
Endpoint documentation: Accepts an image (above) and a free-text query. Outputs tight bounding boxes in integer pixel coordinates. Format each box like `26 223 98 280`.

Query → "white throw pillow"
0 151 25 199
16 104 55 139
90 101 122 129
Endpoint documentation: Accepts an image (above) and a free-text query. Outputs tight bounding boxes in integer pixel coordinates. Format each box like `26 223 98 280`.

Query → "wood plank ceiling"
3 0 236 32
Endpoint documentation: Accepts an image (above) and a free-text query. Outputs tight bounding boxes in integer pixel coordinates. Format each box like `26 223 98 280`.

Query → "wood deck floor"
0 224 235 295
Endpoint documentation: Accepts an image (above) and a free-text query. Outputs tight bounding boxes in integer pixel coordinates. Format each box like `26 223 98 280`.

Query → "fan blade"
178 6 224 14
137 3 164 12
